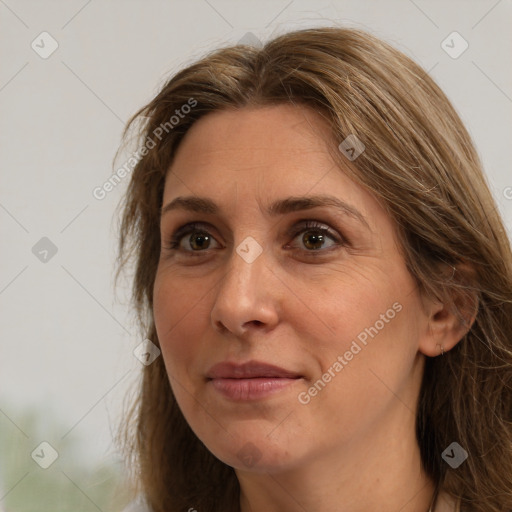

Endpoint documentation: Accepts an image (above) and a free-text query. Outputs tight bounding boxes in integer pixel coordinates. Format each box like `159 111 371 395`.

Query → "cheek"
297 300 419 441
152 271 208 375
153 279 216 429
301 264 418 392
302 263 391 347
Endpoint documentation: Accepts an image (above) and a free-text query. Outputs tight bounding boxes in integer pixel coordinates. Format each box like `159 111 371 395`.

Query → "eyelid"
170 221 216 241
286 219 346 246
164 219 348 254
165 221 221 252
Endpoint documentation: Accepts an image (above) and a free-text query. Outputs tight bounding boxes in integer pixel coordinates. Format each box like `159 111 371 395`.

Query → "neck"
237 398 435 512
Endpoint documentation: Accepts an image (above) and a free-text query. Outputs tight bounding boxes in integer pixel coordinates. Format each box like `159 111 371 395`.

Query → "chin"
204 431 303 473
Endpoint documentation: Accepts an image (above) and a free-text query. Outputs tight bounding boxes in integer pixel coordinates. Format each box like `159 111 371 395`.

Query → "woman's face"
153 104 431 473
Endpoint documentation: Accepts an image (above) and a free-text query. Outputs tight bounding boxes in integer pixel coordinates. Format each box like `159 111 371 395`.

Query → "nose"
210 243 279 338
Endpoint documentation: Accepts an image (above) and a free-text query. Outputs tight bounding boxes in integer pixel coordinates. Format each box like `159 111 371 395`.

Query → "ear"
418 262 479 357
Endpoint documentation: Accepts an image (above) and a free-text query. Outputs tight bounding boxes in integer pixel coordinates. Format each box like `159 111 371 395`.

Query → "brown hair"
115 27 512 511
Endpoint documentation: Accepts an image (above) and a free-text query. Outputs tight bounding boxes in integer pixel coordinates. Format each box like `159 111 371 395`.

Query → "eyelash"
164 220 347 257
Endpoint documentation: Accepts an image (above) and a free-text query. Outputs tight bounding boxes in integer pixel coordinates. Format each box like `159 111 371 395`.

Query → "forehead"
162 105 388 234
174 103 334 160
165 105 346 194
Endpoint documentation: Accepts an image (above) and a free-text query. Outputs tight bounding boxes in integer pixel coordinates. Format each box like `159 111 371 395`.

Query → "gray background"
1 0 511 509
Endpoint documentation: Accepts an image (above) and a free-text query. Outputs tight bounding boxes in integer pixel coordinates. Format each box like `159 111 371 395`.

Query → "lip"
206 360 302 379
206 360 303 401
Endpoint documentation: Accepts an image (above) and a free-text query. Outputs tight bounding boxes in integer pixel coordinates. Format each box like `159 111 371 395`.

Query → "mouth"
206 360 303 401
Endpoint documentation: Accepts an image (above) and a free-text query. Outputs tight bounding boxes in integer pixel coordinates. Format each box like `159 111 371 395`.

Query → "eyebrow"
160 195 370 230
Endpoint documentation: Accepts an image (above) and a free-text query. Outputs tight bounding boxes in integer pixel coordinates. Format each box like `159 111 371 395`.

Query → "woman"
116 26 512 512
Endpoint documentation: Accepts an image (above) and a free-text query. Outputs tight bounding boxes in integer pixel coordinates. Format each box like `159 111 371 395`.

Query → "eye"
163 220 346 257
285 220 345 254
165 222 221 254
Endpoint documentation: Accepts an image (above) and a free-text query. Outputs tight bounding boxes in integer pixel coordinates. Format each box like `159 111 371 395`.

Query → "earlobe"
418 263 479 357
420 302 476 357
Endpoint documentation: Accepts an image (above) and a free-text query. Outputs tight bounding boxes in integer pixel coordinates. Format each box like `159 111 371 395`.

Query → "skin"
153 104 468 512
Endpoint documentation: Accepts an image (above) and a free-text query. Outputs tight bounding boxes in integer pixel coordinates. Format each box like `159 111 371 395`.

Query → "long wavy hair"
115 26 512 512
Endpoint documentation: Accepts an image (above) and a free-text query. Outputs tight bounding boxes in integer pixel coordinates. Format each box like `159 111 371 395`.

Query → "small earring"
436 343 445 356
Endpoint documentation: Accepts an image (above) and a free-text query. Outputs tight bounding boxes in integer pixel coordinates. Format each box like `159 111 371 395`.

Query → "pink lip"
206 361 303 401
207 360 301 379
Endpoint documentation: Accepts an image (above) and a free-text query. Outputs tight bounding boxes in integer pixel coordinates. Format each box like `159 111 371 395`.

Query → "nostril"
215 321 229 334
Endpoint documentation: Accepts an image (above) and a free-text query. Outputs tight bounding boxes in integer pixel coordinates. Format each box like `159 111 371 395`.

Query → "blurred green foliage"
0 404 132 512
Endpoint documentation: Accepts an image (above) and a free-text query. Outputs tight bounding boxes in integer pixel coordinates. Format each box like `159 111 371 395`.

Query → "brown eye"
187 232 212 251
301 231 330 251
287 220 344 254
166 223 221 252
